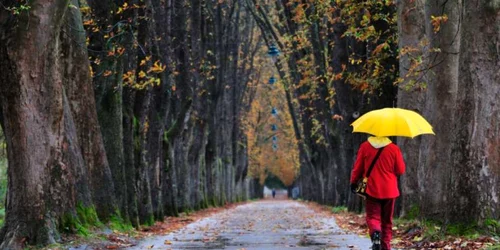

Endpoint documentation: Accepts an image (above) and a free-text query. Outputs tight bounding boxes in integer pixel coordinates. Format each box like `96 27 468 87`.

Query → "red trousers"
366 197 396 250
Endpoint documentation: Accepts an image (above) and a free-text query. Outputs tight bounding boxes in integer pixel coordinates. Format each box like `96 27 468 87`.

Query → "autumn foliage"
243 56 300 187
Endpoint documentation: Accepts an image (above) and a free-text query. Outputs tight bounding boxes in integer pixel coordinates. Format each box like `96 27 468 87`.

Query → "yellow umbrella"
350 108 435 138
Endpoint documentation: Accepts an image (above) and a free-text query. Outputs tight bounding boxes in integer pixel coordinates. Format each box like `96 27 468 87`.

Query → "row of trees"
243 55 300 187
248 0 397 210
250 0 500 226
0 0 264 248
0 0 499 247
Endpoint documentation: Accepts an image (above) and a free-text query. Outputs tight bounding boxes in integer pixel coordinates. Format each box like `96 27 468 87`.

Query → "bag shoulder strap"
366 146 385 178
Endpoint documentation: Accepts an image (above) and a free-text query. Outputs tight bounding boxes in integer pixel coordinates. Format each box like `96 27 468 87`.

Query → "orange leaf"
372 42 387 55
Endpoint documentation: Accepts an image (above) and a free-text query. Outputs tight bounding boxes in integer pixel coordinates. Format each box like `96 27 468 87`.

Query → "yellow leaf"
117 47 125 55
83 19 94 26
148 60 166 74
80 6 91 14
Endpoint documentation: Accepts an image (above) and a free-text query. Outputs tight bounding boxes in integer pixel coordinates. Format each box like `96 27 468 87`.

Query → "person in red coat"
350 136 405 250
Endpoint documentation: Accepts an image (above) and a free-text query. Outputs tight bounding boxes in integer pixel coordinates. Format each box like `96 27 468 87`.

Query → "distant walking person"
350 136 405 250
272 189 276 199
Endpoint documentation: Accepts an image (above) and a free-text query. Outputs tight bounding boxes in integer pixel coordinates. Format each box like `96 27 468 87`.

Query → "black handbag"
355 147 385 198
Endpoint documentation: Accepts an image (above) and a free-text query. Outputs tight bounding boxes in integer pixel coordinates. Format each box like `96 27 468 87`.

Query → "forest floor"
56 198 499 250
307 203 499 250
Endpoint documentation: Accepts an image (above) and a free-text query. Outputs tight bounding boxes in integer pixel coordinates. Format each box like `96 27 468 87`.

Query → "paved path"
129 200 372 250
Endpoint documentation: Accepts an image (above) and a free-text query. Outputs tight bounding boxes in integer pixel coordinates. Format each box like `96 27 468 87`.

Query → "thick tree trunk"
397 0 462 219
95 59 128 220
451 1 500 222
63 0 117 220
0 0 107 246
397 0 500 224
87 0 132 222
396 0 430 218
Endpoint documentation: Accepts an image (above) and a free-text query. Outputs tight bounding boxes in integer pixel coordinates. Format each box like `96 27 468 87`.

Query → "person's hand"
350 183 357 194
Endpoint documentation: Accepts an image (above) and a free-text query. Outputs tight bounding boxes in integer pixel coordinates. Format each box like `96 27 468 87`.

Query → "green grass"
61 212 90 237
76 203 103 228
446 223 480 237
109 213 134 232
393 218 487 241
60 204 103 237
0 208 5 226
331 206 348 214
485 219 500 236
403 204 420 220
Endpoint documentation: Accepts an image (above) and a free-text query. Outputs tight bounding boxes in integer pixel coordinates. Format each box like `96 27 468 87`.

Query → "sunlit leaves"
103 70 113 77
140 56 152 66
332 0 398 93
83 0 156 91
148 61 166 74
121 59 165 89
243 57 300 186
122 70 135 85
430 14 448 33
80 6 91 15
116 2 129 14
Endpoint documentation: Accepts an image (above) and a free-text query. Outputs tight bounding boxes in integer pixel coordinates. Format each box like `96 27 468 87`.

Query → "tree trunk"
397 0 462 219
451 1 500 222
63 0 117 220
0 0 106 246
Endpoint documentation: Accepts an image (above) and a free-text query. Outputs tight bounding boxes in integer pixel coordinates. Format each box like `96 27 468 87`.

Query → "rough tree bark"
451 0 500 223
397 0 500 224
63 0 117 220
0 0 111 246
397 0 462 219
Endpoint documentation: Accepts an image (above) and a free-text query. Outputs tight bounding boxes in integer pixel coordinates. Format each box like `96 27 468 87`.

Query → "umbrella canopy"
350 108 435 138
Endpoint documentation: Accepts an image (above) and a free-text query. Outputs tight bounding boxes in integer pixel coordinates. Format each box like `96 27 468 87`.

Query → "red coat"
350 141 405 199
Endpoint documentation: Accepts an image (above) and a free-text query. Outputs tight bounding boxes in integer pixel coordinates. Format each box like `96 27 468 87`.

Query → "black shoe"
371 231 381 250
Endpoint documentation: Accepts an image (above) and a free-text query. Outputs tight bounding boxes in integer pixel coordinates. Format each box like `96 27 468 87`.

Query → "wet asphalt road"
129 200 372 250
